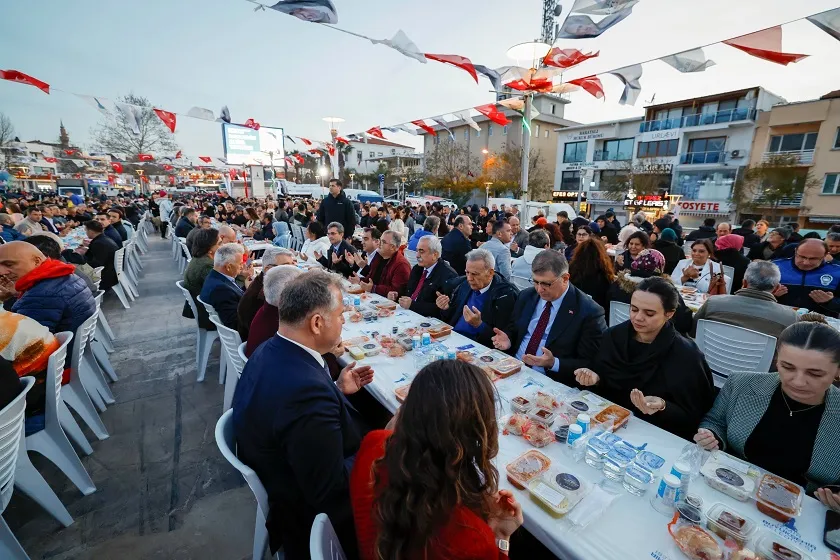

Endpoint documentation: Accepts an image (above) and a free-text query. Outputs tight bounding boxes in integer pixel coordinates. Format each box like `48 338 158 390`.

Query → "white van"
285 183 329 199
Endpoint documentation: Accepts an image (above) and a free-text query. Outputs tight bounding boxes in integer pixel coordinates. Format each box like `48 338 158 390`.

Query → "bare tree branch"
0 112 15 148
90 93 179 161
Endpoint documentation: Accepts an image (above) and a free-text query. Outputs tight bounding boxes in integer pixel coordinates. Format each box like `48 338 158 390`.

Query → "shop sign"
566 128 605 141
633 163 673 175
552 190 586 202
564 161 596 171
676 200 731 214
638 129 679 143
625 194 666 208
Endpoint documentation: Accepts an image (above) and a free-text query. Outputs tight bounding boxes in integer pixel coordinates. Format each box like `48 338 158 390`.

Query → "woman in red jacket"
350 360 523 560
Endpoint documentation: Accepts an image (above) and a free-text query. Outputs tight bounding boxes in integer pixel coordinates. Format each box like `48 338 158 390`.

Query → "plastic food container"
534 391 560 410
600 432 622 447
669 523 722 560
584 437 613 469
528 407 557 427
578 390 609 413
394 384 410 403
635 451 666 473
523 422 555 448
388 345 406 357
343 335 370 347
456 350 476 363
428 325 452 340
754 532 811 560
623 464 654 496
360 342 382 357
503 414 529 436
565 399 591 414
375 301 397 311
593 404 632 431
700 452 756 501
676 501 703 525
527 471 588 517
510 395 533 414
491 358 522 378
755 474 803 523
348 346 366 360
705 503 756 547
603 444 637 481
397 337 414 351
506 450 551 489
481 366 498 382
476 351 504 367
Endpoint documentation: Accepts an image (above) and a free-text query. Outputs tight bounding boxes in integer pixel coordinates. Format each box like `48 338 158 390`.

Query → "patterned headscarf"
630 248 666 275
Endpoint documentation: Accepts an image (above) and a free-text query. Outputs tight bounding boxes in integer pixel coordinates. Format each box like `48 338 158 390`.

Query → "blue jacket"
774 258 840 317
0 225 26 242
407 228 433 251
199 269 243 330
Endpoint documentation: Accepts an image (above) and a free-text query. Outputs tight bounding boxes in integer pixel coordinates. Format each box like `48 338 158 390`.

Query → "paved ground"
5 235 259 560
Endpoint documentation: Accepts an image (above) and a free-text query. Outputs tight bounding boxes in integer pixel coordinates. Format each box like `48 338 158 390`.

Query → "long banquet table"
339 292 834 560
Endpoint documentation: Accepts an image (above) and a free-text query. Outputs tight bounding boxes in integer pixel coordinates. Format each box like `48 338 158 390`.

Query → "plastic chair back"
695 319 777 387
609 301 631 327
238 342 248 365
209 316 244 377
721 264 734 293
114 247 125 276
176 281 200 323
196 295 218 320
310 513 348 560
44 333 73 426
214 410 269 520
0 377 35 512
510 275 531 291
71 312 98 378
403 250 417 267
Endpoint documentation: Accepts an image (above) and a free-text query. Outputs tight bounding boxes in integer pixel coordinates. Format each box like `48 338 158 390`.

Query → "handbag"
707 261 727 296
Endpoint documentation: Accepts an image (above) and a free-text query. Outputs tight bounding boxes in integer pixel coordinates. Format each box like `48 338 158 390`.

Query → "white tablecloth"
340 294 833 560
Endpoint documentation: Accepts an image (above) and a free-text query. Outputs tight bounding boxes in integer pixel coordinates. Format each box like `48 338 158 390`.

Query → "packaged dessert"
428 325 452 340
705 503 756 547
700 451 756 501
534 390 560 410
388 345 406 358
510 395 534 414
755 474 803 523
348 346 366 360
360 341 382 357
456 350 476 363
522 422 554 448
506 450 551 489
527 471 588 517
528 407 557 428
376 335 397 348
669 522 723 560
347 284 365 295
394 384 410 403
475 350 506 367
754 532 810 560
377 307 395 318
343 335 370 347
593 404 632 431
578 391 610 413
491 357 522 378
397 337 414 351
503 414 530 436
349 311 363 322
375 300 398 311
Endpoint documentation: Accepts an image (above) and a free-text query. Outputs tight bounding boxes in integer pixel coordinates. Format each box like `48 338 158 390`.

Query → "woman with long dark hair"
615 230 650 272
564 225 592 261
569 238 616 310
543 222 565 252
351 360 523 560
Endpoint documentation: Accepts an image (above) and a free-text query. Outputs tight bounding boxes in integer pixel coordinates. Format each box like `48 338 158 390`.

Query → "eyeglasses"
530 276 561 289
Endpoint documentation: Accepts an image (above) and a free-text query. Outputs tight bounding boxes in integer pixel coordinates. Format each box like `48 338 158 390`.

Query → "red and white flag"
244 118 261 130
568 75 605 100
175 150 182 159
336 136 350 144
138 154 154 161
327 143 336 157
298 137 313 146
424 54 478 83
543 48 599 69
285 157 296 167
474 104 511 126
723 26 808 66
0 69 50 94
44 157 57 163
111 162 124 173
162 164 173 171
153 108 177 133
64 149 76 156
410 120 436 136
294 154 305 164
198 156 212 163
366 127 386 139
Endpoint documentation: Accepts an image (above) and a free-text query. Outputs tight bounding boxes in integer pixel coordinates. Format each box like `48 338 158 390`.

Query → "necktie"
410 270 428 301
524 301 553 357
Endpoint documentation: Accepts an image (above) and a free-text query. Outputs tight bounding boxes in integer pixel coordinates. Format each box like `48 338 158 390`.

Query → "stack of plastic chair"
310 514 347 560
62 312 109 441
176 281 218 383
90 291 118 384
25 332 96 497
0 376 36 560
111 247 133 309
196 296 226 384
93 282 118 355
208 315 244 412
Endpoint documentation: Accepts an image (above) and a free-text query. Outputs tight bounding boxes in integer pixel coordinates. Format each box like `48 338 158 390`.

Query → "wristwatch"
497 539 510 553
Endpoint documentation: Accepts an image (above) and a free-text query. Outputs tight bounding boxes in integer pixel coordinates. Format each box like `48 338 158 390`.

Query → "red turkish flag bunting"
110 162 123 173
505 77 553 93
327 144 336 157
284 157 296 167
366 127 386 139
153 109 177 133
474 104 511 126
138 154 154 161
568 75 605 100
424 54 479 83
411 120 437 136
294 154 305 164
310 148 326 157
244 118 261 130
162 164 173 171
543 48 600 69
0 69 50 94
64 150 76 156
723 26 808 66
175 150 182 159
298 137 312 146
44 157 57 163
335 136 350 145
108 174 116 183
198 156 212 163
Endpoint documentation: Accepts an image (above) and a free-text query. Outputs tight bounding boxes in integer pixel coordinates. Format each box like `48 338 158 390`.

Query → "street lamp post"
322 116 345 180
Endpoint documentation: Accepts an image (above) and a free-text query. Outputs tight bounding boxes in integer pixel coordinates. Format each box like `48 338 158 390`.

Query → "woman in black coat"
652 228 684 275
575 277 715 440
715 234 750 294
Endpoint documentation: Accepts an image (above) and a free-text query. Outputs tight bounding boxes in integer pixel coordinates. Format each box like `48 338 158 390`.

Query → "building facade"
343 138 421 174
747 91 840 229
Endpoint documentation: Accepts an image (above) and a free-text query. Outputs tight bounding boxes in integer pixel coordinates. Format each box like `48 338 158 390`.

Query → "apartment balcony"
753 193 804 207
678 151 727 165
761 150 815 165
639 108 757 133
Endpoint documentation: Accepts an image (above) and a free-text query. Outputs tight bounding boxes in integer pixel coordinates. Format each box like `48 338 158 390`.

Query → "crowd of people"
1 180 839 560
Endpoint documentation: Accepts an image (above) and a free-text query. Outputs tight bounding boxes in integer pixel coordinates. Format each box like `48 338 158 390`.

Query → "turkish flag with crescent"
110 162 123 173
543 48 599 69
244 118 261 130
175 150 182 159
568 75 605 100
153 109 177 133
474 104 512 126
199 156 212 163
162 164 173 171
411 120 437 136
0 69 50 94
366 127 385 139
138 154 154 161
424 54 479 83
44 157 57 163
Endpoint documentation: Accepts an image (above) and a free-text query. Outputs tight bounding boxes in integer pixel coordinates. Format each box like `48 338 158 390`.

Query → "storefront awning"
808 216 840 224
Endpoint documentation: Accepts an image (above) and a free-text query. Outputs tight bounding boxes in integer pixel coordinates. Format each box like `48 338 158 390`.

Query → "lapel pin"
569 310 574 315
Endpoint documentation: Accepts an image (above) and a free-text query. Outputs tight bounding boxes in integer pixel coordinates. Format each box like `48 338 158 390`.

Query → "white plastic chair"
0 376 35 560
404 249 417 267
62 313 109 441
695 319 777 387
25 332 96 496
215 410 279 560
721 265 734 294
310 513 348 560
208 315 244 412
609 301 631 327
197 296 226 384
238 342 248 366
111 247 131 309
120 242 141 299
77 307 116 411
176 281 219 383
510 275 531 291
90 291 118 383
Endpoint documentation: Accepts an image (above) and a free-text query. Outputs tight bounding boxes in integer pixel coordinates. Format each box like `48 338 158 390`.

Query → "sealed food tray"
533 390 560 410
506 450 551 489
374 300 398 311
669 523 723 560
347 285 365 295
342 335 370 347
522 422 554 448
528 407 556 427
754 532 811 560
700 451 756 502
755 474 803 523
503 414 530 436
428 325 453 340
704 502 756 547
510 395 534 414
528 471 588 517
593 404 632 431
491 357 522 378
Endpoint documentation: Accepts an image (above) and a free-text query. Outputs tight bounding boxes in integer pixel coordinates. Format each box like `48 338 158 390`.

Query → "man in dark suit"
316 221 356 277
346 227 385 284
174 207 197 238
491 250 606 386
391 235 457 318
355 231 410 297
441 215 473 275
199 243 247 330
435 248 518 348
232 271 373 558
77 220 119 290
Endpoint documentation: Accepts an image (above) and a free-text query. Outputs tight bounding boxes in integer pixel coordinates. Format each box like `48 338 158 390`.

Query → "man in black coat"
391 235 457 318
199 243 246 330
686 217 717 241
78 220 120 290
731 219 762 249
174 207 197 238
490 250 606 386
95 211 124 247
435 248 518 348
316 179 356 239
440 215 473 275
107 208 130 243
316 222 357 277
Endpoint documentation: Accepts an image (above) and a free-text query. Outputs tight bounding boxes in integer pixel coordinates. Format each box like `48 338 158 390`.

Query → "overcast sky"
2 0 839 158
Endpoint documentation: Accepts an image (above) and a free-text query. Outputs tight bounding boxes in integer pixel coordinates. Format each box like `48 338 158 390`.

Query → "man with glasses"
315 222 356 277
357 230 410 297
491 250 606 385
773 238 840 317
185 215 213 256
392 235 457 317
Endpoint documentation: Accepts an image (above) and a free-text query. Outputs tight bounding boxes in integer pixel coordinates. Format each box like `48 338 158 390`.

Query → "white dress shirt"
515 289 569 374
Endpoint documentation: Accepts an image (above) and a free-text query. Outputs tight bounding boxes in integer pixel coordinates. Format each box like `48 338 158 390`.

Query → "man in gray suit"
692 260 797 340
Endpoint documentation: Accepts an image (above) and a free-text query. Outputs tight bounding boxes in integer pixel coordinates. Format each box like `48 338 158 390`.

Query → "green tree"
731 153 818 222
424 138 481 202
484 145 553 201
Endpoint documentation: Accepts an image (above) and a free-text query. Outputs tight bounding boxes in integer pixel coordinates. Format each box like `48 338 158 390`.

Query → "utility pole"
520 94 533 217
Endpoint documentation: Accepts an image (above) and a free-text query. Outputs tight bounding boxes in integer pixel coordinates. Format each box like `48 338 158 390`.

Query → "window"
550 104 556 115
503 125 508 135
601 138 634 161
687 136 726 154
535 124 540 137
824 174 840 194
561 170 580 190
835 128 840 149
369 151 375 157
464 129 469 141
598 170 630 191
563 141 587 163
544 130 549 138
476 128 481 137
488 125 493 136
768 132 818 153
637 139 678 158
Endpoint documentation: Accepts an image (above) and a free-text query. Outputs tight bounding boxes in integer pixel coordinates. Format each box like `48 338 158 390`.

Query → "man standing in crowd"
787 222 804 243
692 261 797 339
480 218 513 281
511 229 550 282
359 231 409 297
687 218 717 241
393 236 457 317
316 222 356 277
157 193 173 238
509 216 528 258
732 219 762 249
174 207 197 238
774 238 840 317
317 179 356 239
441 215 473 275
237 247 296 341
491 250 606 386
75 220 120 291
232 272 374 558
200 243 247 330
436 249 518 348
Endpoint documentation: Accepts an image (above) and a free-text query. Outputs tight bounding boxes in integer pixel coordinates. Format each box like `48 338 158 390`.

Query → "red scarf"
15 258 77 293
